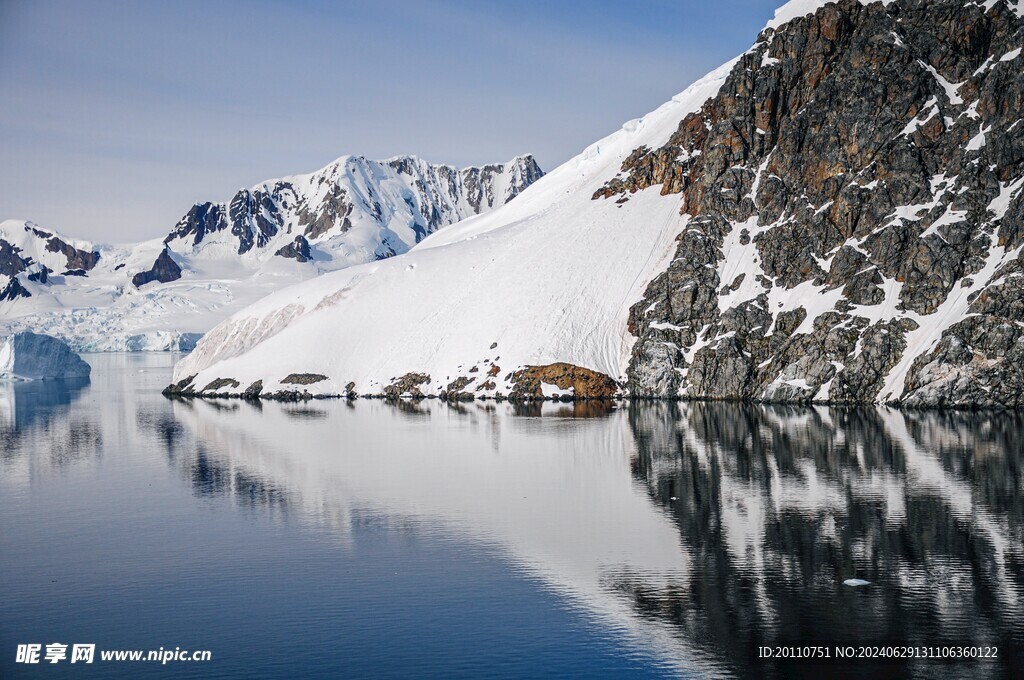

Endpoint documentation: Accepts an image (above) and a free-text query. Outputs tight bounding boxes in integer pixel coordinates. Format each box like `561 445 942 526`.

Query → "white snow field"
173 61 737 395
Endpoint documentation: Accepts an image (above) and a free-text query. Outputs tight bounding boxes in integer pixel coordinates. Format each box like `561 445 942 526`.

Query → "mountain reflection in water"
1 355 1021 679
163 395 1022 678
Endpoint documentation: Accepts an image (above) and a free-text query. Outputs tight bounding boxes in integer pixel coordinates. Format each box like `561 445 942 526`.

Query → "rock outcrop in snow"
169 0 1024 409
131 247 183 288
0 332 91 380
0 154 542 351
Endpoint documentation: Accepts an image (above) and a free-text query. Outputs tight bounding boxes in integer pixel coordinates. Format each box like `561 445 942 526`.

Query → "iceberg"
0 332 92 380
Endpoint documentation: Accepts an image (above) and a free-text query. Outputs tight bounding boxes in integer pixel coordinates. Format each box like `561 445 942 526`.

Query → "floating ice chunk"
0 332 91 380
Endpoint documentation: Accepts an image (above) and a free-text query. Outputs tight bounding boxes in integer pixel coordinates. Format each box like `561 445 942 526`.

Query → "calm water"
1 354 1022 679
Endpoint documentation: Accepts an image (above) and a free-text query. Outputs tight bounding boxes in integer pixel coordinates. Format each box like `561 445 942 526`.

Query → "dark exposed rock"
457 156 544 213
45 236 100 271
441 376 476 401
242 380 264 399
132 247 183 288
229 189 281 255
165 155 543 255
609 0 1024 407
162 374 197 396
383 372 432 398
202 377 240 392
300 182 353 239
26 265 50 283
165 202 227 246
902 315 1024 408
0 276 31 301
275 235 312 263
281 373 328 385
0 239 30 277
262 389 315 402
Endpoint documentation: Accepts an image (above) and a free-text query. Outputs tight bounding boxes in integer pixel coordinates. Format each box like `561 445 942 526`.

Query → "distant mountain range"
171 0 1024 408
0 154 542 350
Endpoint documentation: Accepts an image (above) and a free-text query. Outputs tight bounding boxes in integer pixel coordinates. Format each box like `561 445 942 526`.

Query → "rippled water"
1 354 1022 678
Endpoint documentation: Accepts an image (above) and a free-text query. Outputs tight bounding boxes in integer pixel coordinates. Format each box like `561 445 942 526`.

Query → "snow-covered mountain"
0 154 542 350
171 0 1024 408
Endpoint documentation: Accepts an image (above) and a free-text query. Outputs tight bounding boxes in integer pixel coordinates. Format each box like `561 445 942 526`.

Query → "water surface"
2 354 1022 678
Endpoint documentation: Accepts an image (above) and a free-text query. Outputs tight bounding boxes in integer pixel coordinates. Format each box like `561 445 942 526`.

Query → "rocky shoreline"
160 362 1020 410
160 388 1024 411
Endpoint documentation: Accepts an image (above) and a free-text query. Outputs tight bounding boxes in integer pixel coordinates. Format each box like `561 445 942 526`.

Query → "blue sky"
0 0 783 242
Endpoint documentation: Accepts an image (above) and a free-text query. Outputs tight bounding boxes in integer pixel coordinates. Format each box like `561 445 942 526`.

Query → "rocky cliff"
608 0 1024 408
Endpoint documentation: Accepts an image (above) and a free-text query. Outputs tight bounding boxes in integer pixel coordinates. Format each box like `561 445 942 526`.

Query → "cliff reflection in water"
164 394 1023 677
629 403 1023 676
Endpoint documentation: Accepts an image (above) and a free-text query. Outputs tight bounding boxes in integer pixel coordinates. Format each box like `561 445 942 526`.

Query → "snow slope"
172 0 1024 408
1 155 541 351
172 61 737 395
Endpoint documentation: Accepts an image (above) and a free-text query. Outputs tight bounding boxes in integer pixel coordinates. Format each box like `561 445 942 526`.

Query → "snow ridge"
1 154 541 351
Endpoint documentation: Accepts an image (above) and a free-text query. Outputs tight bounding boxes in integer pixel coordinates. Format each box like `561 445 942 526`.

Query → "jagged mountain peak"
0 219 102 301
163 152 542 262
2 152 542 351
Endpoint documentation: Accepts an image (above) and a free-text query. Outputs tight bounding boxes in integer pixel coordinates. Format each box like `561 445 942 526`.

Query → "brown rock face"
161 374 197 396
508 363 619 400
383 373 432 398
442 376 476 401
201 377 240 392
